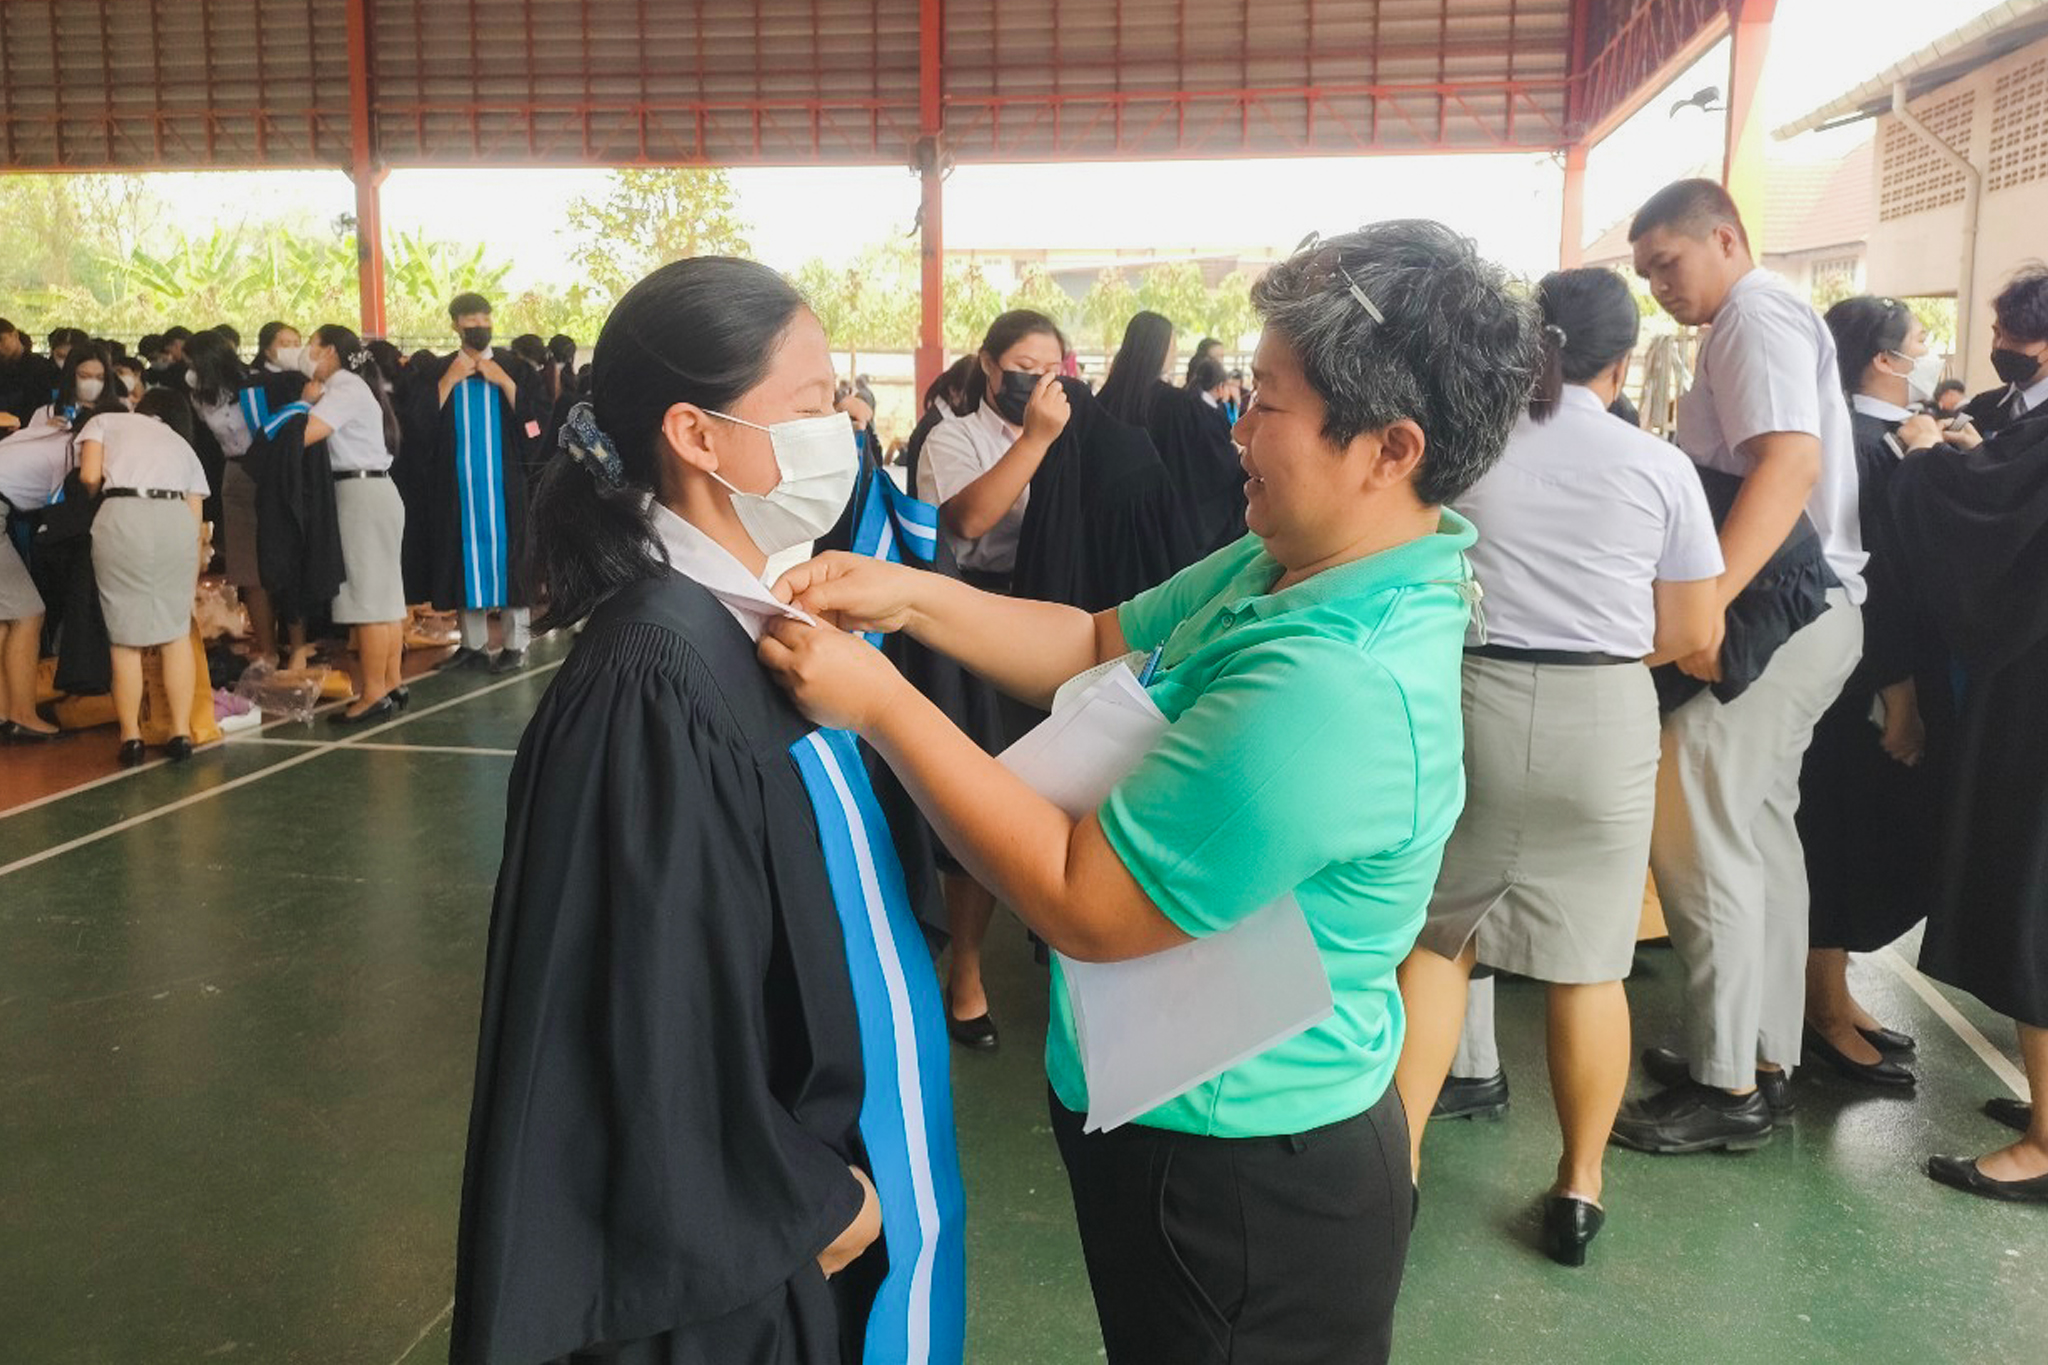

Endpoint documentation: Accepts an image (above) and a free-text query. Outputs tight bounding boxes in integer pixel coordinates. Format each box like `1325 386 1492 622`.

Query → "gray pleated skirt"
92 498 198 647
331 475 407 624
0 535 43 620
220 459 261 589
1417 655 1661 984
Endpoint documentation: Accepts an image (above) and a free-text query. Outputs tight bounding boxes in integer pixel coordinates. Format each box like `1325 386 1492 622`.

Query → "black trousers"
1051 1085 1413 1365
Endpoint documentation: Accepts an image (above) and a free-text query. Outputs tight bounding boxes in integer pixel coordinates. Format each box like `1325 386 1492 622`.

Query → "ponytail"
314 323 402 454
1529 324 1567 422
1530 268 1642 424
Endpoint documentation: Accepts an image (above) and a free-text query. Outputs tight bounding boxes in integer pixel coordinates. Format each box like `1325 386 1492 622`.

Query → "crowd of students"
6 181 2047 1364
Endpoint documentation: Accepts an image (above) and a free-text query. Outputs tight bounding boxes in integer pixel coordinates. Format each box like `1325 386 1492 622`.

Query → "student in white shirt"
1614 179 1866 1156
77 390 212 765
301 325 410 724
1397 267 1722 1265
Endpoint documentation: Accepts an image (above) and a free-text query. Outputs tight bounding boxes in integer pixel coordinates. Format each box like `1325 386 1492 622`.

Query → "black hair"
1097 310 1176 425
138 332 165 359
923 355 978 417
963 309 1064 414
529 256 808 631
136 386 197 445
510 334 548 366
256 320 296 358
312 323 403 454
448 292 492 321
1528 268 1642 422
1184 336 1224 383
1935 378 1967 399
1249 219 1542 506
1189 356 1228 392
1630 178 1750 249
365 339 404 388
113 353 146 399
1822 296 1916 398
99 337 128 362
183 329 246 407
212 322 241 348
51 326 89 354
1991 265 2048 345
59 343 127 429
162 325 195 345
547 333 578 367
408 347 438 370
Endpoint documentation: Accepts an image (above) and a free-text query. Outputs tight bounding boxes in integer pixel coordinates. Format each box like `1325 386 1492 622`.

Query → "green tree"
1203 270 1260 350
1081 269 1138 352
1006 266 1075 329
564 168 752 299
945 260 1004 352
791 241 921 364
1134 261 1212 340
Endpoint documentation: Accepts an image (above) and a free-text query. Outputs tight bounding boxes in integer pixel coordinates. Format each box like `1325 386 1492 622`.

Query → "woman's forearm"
903 574 1120 708
940 434 1052 541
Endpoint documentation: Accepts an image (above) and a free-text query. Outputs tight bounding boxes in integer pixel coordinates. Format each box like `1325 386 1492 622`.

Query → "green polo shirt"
1047 511 1479 1138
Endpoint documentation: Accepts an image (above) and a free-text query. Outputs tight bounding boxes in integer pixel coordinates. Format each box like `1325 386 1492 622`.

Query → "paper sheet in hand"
998 665 1335 1132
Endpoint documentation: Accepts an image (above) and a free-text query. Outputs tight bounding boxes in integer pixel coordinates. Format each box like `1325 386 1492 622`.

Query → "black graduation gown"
241 373 345 623
0 351 58 425
400 349 547 613
1795 411 1944 952
1961 385 2048 440
1891 418 2048 1027
1009 378 1199 614
452 573 876 1365
1139 380 1246 558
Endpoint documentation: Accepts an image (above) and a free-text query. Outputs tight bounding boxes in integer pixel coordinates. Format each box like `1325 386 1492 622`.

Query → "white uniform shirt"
78 412 209 494
1454 385 1724 658
916 402 1030 575
2001 372 2048 419
650 501 816 641
195 394 254 460
0 421 76 508
312 369 394 473
1676 267 1866 604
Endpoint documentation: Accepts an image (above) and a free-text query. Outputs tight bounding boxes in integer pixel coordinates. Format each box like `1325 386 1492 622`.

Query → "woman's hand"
1022 371 1071 445
1878 680 1925 768
759 618 911 734
1944 419 1984 451
1676 610 1727 684
0 411 19 433
818 1166 882 1278
1898 413 1945 453
301 380 325 404
773 552 927 634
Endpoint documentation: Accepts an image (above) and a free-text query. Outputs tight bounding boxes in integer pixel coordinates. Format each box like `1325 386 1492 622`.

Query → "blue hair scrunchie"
561 400 627 489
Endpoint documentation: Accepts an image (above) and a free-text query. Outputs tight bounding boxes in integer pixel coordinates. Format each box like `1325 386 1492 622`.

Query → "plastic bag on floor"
233 661 329 726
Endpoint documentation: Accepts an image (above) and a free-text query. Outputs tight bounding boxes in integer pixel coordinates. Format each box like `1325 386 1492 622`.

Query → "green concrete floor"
2 638 2041 1363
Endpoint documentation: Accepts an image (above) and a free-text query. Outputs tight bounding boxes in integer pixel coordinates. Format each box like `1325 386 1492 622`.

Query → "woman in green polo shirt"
760 220 1541 1364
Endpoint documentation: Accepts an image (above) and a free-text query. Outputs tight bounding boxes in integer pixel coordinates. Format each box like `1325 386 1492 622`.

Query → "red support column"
346 0 387 337
914 0 945 398
1560 142 1589 268
1722 0 1776 259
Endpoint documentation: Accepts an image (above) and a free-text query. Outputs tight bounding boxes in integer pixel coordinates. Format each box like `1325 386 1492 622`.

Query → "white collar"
649 501 817 641
2011 372 2048 413
1851 393 1912 422
1559 384 1609 416
1199 390 1221 408
972 400 1022 440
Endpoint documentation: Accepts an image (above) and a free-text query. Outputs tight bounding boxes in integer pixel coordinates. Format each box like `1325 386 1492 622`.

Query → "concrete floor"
1 635 2040 1363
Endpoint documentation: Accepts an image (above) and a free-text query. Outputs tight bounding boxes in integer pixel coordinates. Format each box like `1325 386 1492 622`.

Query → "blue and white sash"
238 386 311 441
789 729 966 1365
450 375 509 610
847 464 942 645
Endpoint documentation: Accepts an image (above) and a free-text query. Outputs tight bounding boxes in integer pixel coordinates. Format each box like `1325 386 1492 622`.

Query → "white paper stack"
998 664 1335 1132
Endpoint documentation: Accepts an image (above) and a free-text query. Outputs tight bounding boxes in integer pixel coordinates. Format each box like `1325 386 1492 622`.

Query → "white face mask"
297 346 323 379
1883 348 1945 406
184 369 204 391
75 377 104 403
272 346 304 374
704 411 860 558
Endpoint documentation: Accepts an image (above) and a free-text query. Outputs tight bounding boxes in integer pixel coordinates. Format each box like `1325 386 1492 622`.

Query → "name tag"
523 419 542 438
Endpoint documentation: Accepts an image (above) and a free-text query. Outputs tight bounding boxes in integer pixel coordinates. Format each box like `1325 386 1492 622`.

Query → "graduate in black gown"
1095 312 1246 559
1889 400 2048 1204
453 257 966 1363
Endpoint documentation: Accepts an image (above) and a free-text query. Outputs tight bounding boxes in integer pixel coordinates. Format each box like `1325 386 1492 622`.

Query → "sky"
136 0 2002 288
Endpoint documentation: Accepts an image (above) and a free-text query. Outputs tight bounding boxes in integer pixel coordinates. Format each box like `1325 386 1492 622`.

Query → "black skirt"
1796 681 1938 953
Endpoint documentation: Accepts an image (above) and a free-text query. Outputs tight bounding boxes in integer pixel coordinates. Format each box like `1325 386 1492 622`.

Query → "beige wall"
1864 33 2048 391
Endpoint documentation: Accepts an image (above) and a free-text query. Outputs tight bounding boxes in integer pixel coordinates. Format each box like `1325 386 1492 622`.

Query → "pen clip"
1135 645 1165 687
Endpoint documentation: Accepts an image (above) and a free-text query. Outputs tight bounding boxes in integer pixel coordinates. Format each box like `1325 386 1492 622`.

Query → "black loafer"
1643 1047 1796 1116
1803 1026 1915 1088
117 738 146 768
945 1001 999 1051
1610 1082 1774 1155
449 647 493 672
1926 1154 2048 1204
1859 1025 1917 1056
1541 1194 1605 1267
392 685 412 712
1 720 59 743
1432 1070 1510 1121
1986 1098 2034 1134
164 735 194 763
490 648 527 675
329 696 398 728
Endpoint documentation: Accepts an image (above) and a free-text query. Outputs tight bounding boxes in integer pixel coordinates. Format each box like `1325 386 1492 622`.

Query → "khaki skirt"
220 459 262 589
1417 655 1661 985
92 497 198 647
331 475 407 624
0 534 43 620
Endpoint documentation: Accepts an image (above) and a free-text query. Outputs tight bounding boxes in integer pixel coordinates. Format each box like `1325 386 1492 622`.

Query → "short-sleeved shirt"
1453 385 1723 657
195 394 254 460
312 369 394 473
79 412 209 495
0 420 76 509
1677 267 1866 604
915 401 1029 575
1047 513 1479 1139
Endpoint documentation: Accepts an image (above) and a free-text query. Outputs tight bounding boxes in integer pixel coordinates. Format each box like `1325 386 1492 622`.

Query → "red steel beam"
915 0 944 398
1722 0 1776 254
1576 0 1729 146
345 0 387 337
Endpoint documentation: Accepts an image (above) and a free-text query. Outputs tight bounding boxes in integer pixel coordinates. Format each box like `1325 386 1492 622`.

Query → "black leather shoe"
1859 1025 1917 1056
1610 1082 1774 1155
1541 1194 1605 1267
164 735 194 763
391 685 412 712
1643 1047 1796 1116
329 696 398 728
944 997 998 1051
449 647 492 672
1926 1154 2048 1204
1432 1071 1510 1121
1803 1026 1915 1088
117 738 146 768
490 648 527 675
1 720 59 743
1986 1098 2034 1134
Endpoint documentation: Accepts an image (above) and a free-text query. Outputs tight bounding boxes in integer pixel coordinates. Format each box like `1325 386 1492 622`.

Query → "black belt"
1466 643 1640 667
333 469 392 482
102 488 187 501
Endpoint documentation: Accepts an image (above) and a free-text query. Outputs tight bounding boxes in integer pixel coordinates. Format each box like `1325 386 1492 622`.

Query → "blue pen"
1136 645 1165 687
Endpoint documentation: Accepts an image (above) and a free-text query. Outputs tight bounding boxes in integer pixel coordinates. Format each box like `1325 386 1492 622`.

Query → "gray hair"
1250 220 1542 505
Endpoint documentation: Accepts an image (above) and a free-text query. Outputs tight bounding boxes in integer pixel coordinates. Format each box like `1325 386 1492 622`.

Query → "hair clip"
562 401 627 489
1295 230 1385 323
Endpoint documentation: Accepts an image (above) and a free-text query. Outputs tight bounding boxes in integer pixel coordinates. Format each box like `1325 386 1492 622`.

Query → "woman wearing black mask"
910 308 1070 1049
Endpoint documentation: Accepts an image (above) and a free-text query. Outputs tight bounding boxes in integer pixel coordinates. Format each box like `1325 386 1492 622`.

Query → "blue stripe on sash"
848 466 943 646
790 730 966 1365
238 386 310 440
451 376 510 610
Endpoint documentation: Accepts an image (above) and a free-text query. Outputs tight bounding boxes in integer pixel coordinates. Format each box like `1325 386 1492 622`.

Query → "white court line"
1875 946 2028 1097
384 1297 454 1365
232 737 519 758
0 663 559 881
